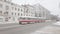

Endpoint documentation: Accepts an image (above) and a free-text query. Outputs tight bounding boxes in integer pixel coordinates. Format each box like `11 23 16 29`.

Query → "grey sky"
12 0 60 17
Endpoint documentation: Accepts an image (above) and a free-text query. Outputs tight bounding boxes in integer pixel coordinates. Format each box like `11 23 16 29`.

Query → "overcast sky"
12 0 60 17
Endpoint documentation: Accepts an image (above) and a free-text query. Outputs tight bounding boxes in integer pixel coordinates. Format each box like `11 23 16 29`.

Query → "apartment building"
0 0 22 23
0 0 51 24
22 5 35 17
34 4 51 19
0 0 36 24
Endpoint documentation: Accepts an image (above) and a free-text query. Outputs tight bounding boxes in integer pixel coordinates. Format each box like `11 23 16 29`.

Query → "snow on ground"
30 26 60 34
53 21 60 25
0 21 18 24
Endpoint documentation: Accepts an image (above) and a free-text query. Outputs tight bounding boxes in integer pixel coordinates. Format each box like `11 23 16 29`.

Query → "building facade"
0 0 21 23
34 4 51 19
0 0 36 24
0 0 51 24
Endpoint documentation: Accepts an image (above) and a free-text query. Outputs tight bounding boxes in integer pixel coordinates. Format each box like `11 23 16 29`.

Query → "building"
34 4 51 19
0 0 22 24
0 0 52 24
0 0 36 24
22 4 35 17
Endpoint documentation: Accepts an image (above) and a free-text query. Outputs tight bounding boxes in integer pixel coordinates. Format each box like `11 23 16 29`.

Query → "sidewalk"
0 22 19 27
0 21 18 24
30 25 60 34
0 22 20 31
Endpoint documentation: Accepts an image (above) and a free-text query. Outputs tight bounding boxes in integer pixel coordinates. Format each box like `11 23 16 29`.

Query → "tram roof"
20 16 46 19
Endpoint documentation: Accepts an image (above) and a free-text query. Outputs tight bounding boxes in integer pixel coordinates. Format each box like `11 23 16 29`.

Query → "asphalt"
30 25 60 34
0 23 19 27
0 21 56 34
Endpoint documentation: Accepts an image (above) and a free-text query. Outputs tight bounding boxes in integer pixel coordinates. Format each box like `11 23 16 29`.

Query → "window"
6 5 9 10
9 17 11 19
0 11 2 13
18 8 20 11
11 3 14 5
15 8 17 10
15 13 16 15
5 18 8 21
21 13 22 16
0 11 2 15
21 9 22 11
0 18 3 21
26 9 28 13
18 13 19 16
4 12 8 15
0 4 3 8
12 12 13 15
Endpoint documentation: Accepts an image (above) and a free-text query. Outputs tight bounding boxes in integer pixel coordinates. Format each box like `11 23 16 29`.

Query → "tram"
18 16 45 25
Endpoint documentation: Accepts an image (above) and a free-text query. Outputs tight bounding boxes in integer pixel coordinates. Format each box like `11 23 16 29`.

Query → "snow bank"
54 21 60 25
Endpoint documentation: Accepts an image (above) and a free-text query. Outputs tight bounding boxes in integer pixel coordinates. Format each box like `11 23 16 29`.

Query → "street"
0 0 60 34
0 21 58 34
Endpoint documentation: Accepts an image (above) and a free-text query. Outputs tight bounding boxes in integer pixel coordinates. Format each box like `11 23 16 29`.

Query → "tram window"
28 18 30 20
23 18 25 19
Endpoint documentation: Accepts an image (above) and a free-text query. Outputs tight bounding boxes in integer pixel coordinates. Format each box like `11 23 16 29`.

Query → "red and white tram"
18 16 45 25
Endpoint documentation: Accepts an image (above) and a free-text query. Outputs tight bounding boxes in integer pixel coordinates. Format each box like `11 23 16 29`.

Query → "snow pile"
54 21 60 25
